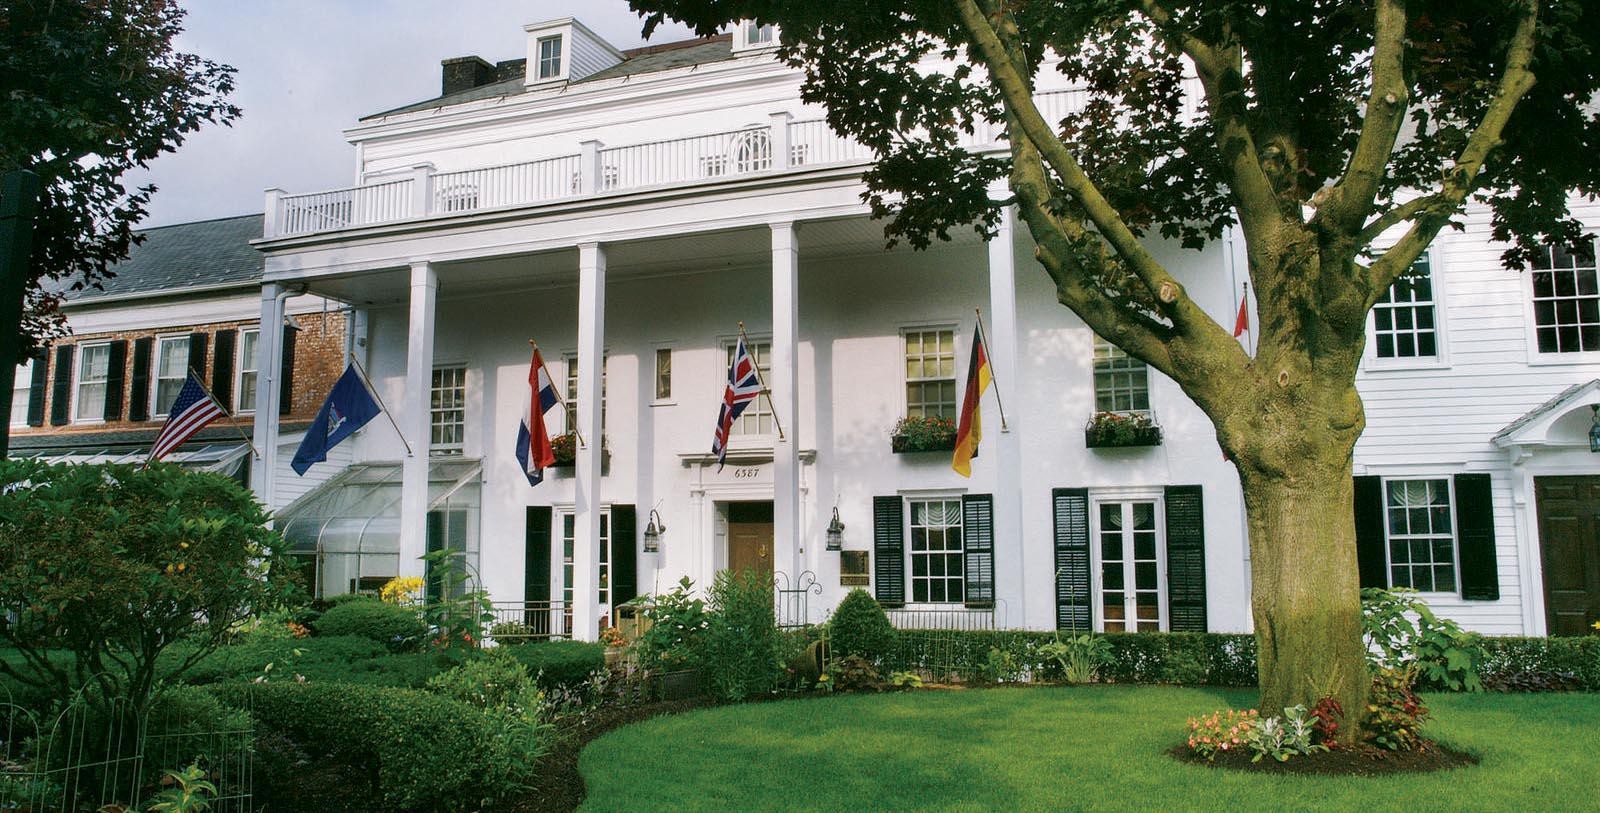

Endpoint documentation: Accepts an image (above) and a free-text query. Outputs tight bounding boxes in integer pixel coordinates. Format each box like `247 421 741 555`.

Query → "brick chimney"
441 56 496 96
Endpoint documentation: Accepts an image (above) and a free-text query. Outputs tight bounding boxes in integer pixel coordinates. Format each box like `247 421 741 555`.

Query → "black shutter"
1454 473 1499 600
872 496 906 608
278 325 296 416
128 337 154 422
49 345 73 426
102 340 128 422
611 504 637 607
962 494 995 608
525 506 553 604
1052 488 1091 632
1353 476 1388 589
25 351 47 426
186 331 209 379
211 329 236 413
1164 484 1208 632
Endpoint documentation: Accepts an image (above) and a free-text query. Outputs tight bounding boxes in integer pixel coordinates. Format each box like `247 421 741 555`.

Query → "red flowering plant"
1185 708 1260 761
551 432 578 466
1084 411 1162 448
890 416 957 453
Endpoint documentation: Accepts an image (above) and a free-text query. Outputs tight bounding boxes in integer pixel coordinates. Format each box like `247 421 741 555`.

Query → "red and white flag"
149 372 227 462
1232 283 1250 340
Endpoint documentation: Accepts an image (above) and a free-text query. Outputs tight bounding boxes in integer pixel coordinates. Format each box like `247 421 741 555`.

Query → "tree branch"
1317 0 1412 236
1369 0 1541 300
1358 193 1446 245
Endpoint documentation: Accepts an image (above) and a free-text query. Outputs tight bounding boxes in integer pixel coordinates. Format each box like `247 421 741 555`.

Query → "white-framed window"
1093 337 1150 413
10 360 32 427
536 35 563 80
430 366 467 454
563 354 608 435
654 348 672 401
908 498 964 604
724 340 773 435
74 342 112 423
152 335 191 417
1530 239 1600 354
904 328 957 420
560 510 612 609
1383 478 1458 593
744 21 775 45
1093 498 1165 632
1373 255 1439 359
235 329 260 413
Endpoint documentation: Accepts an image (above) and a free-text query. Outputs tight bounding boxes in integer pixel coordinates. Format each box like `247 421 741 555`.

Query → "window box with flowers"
549 431 611 471
890 416 958 454
1084 411 1163 449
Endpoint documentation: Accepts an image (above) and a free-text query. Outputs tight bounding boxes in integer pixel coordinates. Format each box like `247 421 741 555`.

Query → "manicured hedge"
498 640 606 690
169 635 448 689
211 681 523 811
1480 635 1600 691
311 599 428 650
888 630 1258 686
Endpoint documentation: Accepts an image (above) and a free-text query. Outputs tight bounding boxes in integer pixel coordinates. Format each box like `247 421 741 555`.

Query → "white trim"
70 340 113 426
903 494 967 606
900 325 960 421
1362 248 1451 372
150 333 191 419
1520 233 1600 366
9 358 33 428
235 327 261 415
1378 475 1462 597
651 345 674 405
430 364 468 455
1088 491 1168 633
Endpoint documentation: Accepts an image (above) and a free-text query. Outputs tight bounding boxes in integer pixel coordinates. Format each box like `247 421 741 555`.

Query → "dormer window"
537 35 564 80
733 20 779 52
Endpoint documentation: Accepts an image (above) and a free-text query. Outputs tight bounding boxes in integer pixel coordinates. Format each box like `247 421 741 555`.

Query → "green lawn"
579 686 1600 812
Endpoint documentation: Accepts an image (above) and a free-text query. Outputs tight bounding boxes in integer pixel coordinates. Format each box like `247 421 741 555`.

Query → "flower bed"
889 416 957 453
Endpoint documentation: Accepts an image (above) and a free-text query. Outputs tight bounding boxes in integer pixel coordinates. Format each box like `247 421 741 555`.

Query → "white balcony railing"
263 79 1204 239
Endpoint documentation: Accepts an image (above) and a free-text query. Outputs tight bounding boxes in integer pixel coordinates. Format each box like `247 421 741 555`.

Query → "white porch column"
398 262 437 579
573 243 607 642
251 283 285 510
771 222 801 578
987 206 1027 625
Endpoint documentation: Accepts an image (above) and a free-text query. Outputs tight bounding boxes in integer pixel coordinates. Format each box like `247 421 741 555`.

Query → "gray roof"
364 36 737 120
62 213 264 303
1492 379 1600 443
11 421 310 452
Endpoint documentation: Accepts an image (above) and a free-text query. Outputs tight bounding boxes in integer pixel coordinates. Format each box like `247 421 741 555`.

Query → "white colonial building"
248 18 1600 640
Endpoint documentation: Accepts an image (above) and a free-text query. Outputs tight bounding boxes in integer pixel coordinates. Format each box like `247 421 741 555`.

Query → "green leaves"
1360 587 1485 692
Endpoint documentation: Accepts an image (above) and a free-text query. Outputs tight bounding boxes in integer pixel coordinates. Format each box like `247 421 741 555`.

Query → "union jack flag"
149 372 226 463
712 335 762 468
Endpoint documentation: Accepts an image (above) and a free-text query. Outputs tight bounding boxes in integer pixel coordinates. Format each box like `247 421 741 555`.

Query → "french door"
1093 498 1167 632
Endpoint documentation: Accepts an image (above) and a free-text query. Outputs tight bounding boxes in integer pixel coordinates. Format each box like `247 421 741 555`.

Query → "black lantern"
825 506 845 551
1589 405 1600 453
642 508 666 553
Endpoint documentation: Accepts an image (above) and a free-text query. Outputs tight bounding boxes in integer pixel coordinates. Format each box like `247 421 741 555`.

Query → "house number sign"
732 467 762 479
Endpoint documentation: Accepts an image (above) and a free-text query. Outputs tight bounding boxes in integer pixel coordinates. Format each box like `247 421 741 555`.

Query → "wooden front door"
726 501 776 577
1535 476 1600 636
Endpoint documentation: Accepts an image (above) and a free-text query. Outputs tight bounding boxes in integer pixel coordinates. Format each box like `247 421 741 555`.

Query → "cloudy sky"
129 1 697 227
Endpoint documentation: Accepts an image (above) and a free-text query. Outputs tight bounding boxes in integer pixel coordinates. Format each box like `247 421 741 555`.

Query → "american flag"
149 372 227 462
712 335 762 467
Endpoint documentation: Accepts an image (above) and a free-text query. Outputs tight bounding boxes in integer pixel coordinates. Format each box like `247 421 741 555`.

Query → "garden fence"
885 603 1008 683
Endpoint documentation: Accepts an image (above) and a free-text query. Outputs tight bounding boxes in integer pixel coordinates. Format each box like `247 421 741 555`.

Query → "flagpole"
973 308 1009 431
1244 280 1254 358
348 356 414 457
737 322 786 441
187 366 261 460
529 340 587 450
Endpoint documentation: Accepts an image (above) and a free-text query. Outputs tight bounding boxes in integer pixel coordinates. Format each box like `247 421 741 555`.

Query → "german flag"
951 323 992 477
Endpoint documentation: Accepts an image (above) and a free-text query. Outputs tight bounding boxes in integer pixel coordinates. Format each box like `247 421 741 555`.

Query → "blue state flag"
292 364 381 475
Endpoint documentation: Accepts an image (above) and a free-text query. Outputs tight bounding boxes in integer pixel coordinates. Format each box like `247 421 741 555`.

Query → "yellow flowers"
380 576 425 606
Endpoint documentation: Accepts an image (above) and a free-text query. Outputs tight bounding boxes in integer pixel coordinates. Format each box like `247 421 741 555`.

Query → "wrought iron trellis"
774 570 822 630
885 601 1008 683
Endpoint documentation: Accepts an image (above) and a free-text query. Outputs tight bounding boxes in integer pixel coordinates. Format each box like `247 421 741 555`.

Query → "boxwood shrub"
211 681 526 811
887 630 1257 686
1480 635 1600 691
498 640 606 690
311 599 428 651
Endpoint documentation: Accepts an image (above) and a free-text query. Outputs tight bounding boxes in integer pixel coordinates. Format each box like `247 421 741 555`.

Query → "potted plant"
634 577 709 700
549 432 611 470
1084 411 1162 448
890 416 958 453
601 625 627 669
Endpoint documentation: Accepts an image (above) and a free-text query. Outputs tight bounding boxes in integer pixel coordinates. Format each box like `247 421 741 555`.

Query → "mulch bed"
501 696 716 813
1169 740 1478 776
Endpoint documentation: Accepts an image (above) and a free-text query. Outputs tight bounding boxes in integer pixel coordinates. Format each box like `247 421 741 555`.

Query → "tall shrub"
828 589 896 664
702 569 781 700
0 461 297 713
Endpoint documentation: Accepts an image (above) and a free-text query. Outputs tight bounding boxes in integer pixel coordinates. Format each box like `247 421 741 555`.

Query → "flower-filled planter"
1084 411 1162 448
890 416 958 454
549 432 610 469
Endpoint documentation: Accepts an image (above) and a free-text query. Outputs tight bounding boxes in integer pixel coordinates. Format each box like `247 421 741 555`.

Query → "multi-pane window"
725 342 773 435
430 366 466 454
1098 500 1163 632
561 511 612 609
904 329 957 419
1384 479 1457 593
654 348 672 400
1373 256 1439 358
236 329 260 412
744 21 775 45
908 499 964 603
1531 240 1600 354
563 355 608 435
1093 338 1150 413
537 36 563 79
10 360 31 426
153 336 190 417
74 343 112 422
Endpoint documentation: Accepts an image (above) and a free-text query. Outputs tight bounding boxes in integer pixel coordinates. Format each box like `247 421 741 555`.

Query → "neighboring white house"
249 18 1600 640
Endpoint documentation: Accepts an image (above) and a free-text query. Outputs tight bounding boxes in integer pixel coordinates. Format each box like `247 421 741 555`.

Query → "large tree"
0 0 239 419
629 0 1600 734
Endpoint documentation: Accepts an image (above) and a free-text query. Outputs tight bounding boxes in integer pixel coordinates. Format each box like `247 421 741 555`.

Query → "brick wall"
14 310 347 438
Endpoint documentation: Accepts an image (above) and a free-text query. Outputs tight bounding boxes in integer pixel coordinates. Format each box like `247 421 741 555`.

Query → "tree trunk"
1238 455 1368 743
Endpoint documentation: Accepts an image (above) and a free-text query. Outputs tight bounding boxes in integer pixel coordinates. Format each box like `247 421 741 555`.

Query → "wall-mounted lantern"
825 506 845 551
642 508 666 553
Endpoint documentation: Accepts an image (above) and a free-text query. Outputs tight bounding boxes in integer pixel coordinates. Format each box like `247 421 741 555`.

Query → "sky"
129 1 698 227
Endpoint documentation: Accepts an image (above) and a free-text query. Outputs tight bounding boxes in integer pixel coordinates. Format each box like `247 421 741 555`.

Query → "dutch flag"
516 347 560 486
